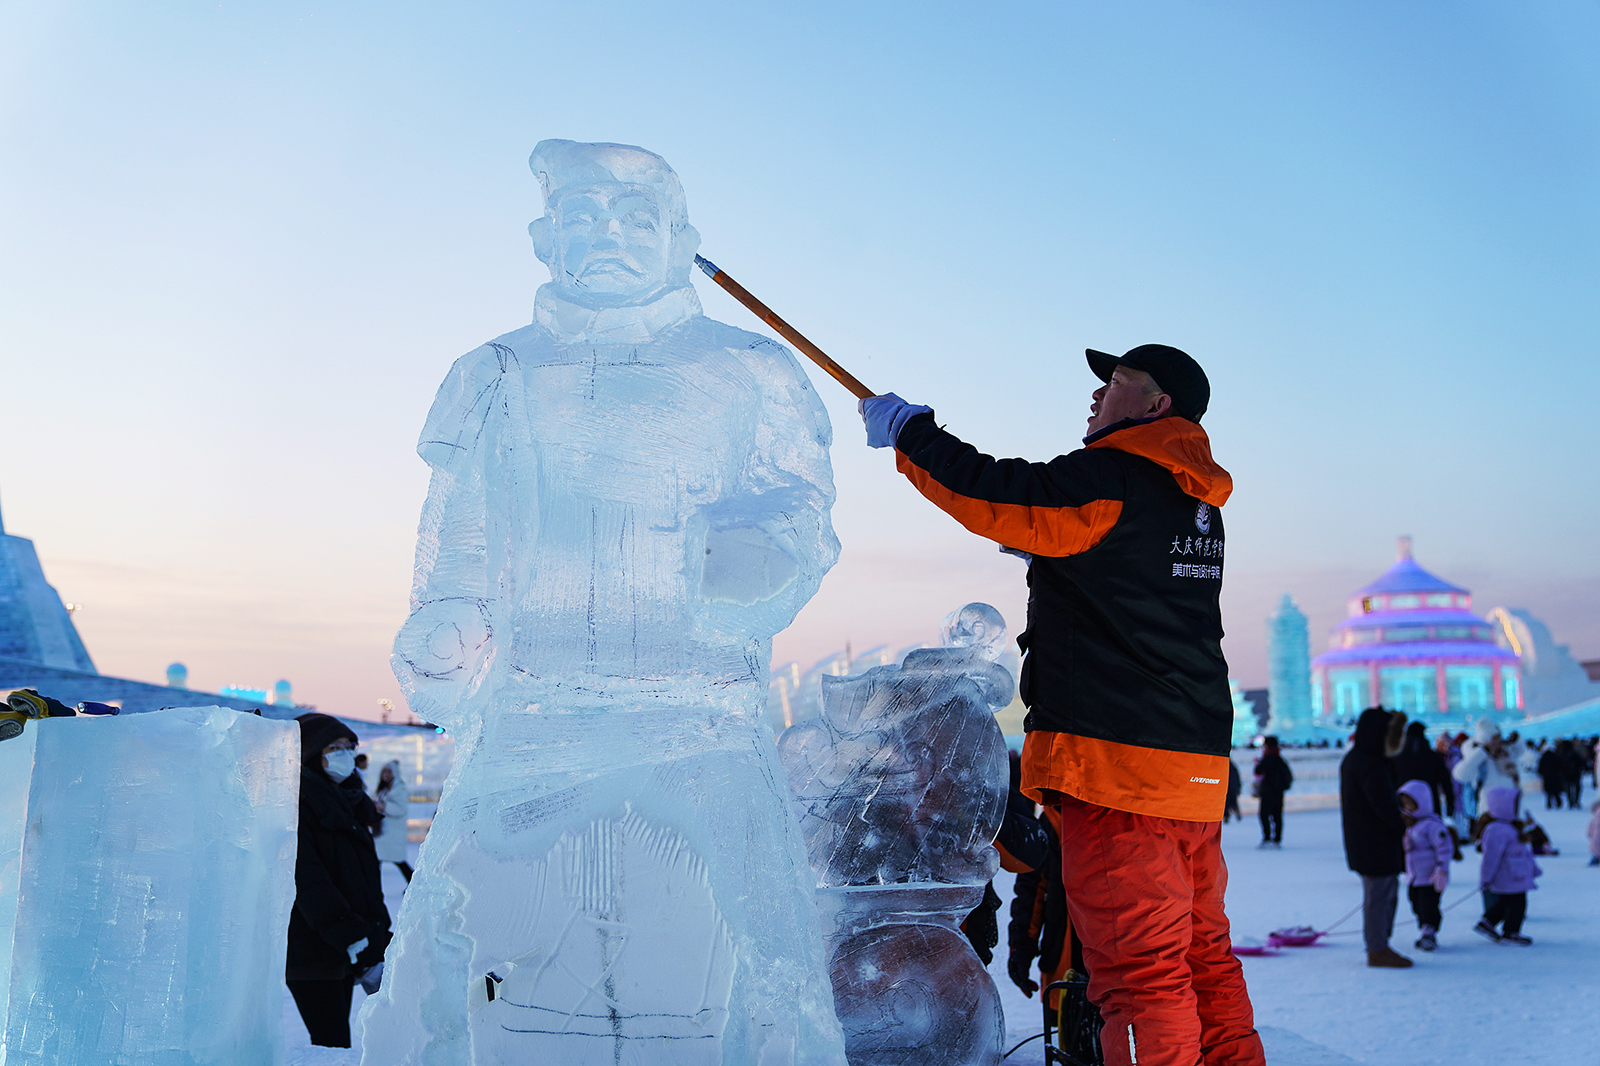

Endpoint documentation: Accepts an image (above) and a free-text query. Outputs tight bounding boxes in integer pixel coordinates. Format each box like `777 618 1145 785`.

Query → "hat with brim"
1086 344 1210 424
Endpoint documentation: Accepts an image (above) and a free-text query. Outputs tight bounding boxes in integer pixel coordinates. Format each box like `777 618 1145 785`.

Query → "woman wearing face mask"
287 713 392 1048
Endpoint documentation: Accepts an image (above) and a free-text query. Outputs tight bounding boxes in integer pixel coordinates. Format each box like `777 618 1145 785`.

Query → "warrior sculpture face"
528 140 701 309
544 183 673 302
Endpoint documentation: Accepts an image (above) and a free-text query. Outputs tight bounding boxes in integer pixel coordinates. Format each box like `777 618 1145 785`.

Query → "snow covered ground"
995 802 1599 1066
286 803 1599 1065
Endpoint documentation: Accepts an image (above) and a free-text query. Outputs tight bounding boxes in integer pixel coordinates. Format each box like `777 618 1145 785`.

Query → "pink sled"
1266 926 1327 948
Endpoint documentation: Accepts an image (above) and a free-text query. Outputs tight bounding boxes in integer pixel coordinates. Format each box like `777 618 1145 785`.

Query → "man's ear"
1148 392 1174 419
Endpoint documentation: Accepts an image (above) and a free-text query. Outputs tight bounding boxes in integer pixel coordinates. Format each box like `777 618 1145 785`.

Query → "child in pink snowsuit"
1398 779 1452 951
1474 786 1541 945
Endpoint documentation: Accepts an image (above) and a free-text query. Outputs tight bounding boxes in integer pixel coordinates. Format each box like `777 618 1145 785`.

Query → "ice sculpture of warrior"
361 140 848 1066
778 604 1011 1066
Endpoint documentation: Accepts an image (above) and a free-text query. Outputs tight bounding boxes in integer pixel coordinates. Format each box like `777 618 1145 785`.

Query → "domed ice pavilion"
1311 537 1521 725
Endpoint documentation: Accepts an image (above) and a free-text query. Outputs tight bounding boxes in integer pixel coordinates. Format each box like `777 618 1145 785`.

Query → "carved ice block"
779 604 1012 1066
367 138 846 1065
816 885 1003 1066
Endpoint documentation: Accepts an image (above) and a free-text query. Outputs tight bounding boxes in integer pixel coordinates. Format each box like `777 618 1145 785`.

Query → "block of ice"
1 707 299 1066
363 140 847 1065
0 724 38 1049
778 604 1011 1066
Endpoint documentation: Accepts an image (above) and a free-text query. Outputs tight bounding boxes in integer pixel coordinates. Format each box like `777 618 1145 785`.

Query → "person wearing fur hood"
1398 779 1453 951
1340 707 1412 968
1474 785 1541 945
1452 718 1519 828
288 713 392 1046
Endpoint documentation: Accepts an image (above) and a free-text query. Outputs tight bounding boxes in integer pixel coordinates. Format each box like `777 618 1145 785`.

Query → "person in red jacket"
860 344 1263 1066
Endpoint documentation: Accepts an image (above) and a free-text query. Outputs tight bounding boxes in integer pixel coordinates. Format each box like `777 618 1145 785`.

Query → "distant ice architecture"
777 604 1011 1066
0 707 299 1066
362 140 848 1065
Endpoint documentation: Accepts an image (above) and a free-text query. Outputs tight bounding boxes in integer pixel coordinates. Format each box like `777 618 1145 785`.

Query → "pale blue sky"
2 2 1596 718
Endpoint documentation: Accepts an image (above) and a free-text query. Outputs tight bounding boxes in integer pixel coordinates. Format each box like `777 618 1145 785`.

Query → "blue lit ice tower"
1311 537 1521 726
1266 594 1315 742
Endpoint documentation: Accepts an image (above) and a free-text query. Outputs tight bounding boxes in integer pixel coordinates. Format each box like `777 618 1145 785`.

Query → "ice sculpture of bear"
360 140 848 1066
777 604 1011 1066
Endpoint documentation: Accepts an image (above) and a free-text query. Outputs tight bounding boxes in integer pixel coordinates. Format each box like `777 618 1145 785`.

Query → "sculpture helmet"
529 139 688 225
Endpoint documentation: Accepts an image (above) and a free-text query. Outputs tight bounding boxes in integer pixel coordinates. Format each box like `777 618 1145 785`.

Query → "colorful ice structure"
1266 594 1316 743
1312 537 1521 726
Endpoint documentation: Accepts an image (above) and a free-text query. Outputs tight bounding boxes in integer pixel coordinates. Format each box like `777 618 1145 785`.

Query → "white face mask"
324 749 357 780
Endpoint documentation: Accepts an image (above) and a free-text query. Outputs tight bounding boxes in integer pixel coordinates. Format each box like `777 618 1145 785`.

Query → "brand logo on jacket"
1189 775 1220 784
1194 502 1211 534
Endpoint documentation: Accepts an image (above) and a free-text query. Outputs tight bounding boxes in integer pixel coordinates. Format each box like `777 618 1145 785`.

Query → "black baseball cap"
1085 344 1210 423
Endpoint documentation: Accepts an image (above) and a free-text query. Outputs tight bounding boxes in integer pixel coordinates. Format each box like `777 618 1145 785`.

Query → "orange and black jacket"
894 411 1235 822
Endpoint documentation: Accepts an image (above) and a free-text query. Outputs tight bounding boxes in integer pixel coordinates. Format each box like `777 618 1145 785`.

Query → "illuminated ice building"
1311 537 1521 726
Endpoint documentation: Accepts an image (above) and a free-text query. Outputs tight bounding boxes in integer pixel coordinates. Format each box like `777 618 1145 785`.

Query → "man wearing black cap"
860 346 1263 1066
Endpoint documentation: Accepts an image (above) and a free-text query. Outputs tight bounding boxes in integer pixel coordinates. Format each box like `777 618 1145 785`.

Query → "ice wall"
778 604 1011 1066
1 707 299 1066
364 140 846 1065
0 726 37 1048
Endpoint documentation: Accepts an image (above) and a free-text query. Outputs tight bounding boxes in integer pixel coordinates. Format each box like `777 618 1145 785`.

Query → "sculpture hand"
393 599 493 727
394 598 492 683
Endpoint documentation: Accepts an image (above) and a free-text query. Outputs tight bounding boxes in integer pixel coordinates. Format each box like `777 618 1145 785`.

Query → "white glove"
1430 869 1449 894
347 936 369 965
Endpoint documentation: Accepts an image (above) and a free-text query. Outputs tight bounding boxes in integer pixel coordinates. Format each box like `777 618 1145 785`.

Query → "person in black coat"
1340 707 1411 969
288 713 392 1048
1253 736 1293 847
1007 805 1073 1000
1390 720 1456 819
1224 758 1242 823
966 751 1051 967
1537 745 1566 809
1558 739 1585 809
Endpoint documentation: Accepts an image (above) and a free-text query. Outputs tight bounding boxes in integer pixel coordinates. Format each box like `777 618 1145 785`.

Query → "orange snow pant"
1056 796 1264 1066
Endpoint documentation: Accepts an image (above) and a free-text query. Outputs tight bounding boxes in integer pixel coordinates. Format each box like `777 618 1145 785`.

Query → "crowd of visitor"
1340 709 1593 968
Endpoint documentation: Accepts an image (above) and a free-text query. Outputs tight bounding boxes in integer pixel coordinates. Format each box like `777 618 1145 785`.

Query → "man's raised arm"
860 393 1126 558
